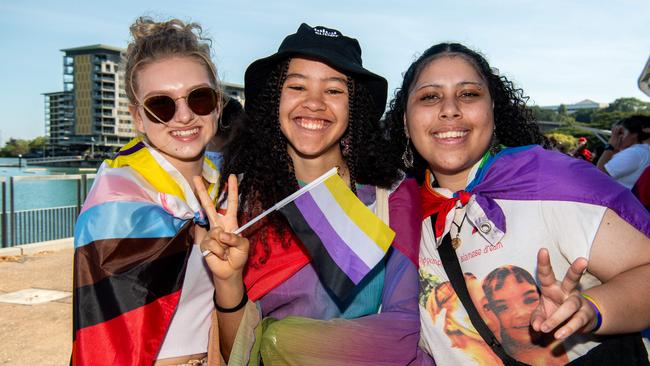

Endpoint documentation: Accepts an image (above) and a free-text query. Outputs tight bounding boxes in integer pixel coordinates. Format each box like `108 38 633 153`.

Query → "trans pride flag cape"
72 137 220 366
422 145 650 239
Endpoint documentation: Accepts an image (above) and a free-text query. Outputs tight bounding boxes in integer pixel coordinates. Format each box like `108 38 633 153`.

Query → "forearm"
260 249 432 365
596 149 616 172
213 275 246 361
259 312 428 366
584 263 650 334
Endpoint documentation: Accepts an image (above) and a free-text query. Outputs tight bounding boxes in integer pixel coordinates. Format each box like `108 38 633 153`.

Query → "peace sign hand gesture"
530 248 597 340
193 174 249 282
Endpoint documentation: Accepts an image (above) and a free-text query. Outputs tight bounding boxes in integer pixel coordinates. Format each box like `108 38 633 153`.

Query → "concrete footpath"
0 239 73 365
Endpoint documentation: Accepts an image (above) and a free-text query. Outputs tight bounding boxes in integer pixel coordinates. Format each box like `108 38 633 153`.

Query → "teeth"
296 118 327 131
171 128 199 137
434 130 468 139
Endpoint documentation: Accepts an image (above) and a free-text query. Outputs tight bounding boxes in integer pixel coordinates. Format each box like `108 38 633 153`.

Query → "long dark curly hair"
385 42 548 183
219 59 402 267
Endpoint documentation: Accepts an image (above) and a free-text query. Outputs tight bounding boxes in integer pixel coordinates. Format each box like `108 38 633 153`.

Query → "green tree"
559 114 576 125
29 136 46 151
530 106 560 122
590 110 650 129
573 108 597 123
0 136 48 157
553 104 577 125
605 97 650 113
0 138 30 157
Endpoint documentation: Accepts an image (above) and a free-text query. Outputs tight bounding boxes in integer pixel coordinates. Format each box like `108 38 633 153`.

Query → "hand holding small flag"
240 168 395 301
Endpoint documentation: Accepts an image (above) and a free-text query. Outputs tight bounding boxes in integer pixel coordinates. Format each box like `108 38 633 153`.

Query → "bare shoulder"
588 209 650 282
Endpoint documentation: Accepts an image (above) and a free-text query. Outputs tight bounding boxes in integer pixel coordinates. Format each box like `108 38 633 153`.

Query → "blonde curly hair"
123 16 220 105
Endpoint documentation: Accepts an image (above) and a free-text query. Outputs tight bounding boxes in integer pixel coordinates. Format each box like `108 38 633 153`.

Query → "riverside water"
0 157 98 211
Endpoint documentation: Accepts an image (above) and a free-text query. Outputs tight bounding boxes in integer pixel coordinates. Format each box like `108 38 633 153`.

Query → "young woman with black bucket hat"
203 23 434 365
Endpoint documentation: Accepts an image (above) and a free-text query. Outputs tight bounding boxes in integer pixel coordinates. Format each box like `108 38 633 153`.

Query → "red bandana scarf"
420 170 471 238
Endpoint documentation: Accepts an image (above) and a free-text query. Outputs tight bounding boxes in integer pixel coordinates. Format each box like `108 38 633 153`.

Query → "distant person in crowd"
597 115 650 188
571 136 593 162
571 136 588 156
72 17 247 365
577 148 593 162
207 95 244 152
209 23 432 365
386 42 650 365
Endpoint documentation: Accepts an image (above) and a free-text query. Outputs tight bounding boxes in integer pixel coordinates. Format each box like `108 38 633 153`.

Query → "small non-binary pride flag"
271 168 394 300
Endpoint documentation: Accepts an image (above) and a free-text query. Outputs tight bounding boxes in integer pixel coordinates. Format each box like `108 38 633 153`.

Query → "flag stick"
234 167 338 235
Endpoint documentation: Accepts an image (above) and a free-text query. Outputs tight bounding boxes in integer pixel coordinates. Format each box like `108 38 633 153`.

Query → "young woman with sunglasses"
201 24 434 365
72 17 246 366
386 42 650 365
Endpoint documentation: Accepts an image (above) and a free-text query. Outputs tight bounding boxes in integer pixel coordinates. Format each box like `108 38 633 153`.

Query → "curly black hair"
219 59 402 266
385 42 548 183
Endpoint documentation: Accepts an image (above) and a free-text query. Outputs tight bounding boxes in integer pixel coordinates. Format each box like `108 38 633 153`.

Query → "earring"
341 133 352 158
402 138 414 168
489 128 500 155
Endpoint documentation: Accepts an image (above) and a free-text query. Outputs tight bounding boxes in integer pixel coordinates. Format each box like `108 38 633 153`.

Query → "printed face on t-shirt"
483 270 539 346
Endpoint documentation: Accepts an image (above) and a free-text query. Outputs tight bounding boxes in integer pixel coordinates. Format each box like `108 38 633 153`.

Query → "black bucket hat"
244 23 388 121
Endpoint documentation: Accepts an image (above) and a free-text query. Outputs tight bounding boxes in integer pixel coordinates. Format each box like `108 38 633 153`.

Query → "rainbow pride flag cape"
72 138 219 365
271 169 395 300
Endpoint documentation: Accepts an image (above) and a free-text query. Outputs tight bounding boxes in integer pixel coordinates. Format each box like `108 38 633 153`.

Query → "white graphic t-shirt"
418 166 613 365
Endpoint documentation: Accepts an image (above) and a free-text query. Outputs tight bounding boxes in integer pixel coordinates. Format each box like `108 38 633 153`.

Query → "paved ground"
0 248 73 365
1 243 649 365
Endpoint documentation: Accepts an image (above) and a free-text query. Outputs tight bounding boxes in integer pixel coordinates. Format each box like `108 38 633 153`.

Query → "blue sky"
1 0 648 140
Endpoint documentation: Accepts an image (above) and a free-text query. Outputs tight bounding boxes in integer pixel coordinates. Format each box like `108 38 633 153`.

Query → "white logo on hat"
314 27 340 38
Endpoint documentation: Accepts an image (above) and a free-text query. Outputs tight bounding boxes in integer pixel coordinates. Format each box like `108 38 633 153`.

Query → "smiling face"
278 57 350 162
405 55 494 191
129 56 218 170
485 270 539 346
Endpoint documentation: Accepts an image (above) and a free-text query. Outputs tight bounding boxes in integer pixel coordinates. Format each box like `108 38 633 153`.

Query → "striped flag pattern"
72 138 219 365
278 171 394 300
73 220 191 365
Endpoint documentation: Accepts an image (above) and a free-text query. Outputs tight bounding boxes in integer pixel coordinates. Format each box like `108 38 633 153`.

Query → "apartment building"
44 45 135 155
44 44 244 156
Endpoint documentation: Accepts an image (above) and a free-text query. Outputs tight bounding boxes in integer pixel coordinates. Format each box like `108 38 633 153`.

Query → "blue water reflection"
0 158 97 210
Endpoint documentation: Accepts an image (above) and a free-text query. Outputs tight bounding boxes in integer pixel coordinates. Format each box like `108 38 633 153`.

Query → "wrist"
580 293 603 333
213 274 245 308
603 144 617 152
214 282 248 313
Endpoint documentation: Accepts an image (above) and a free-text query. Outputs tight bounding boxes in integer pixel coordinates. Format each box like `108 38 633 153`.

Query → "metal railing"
1 174 95 247
13 206 79 244
26 156 84 165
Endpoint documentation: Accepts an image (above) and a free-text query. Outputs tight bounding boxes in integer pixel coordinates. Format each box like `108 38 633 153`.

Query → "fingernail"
556 330 567 339
541 324 550 333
